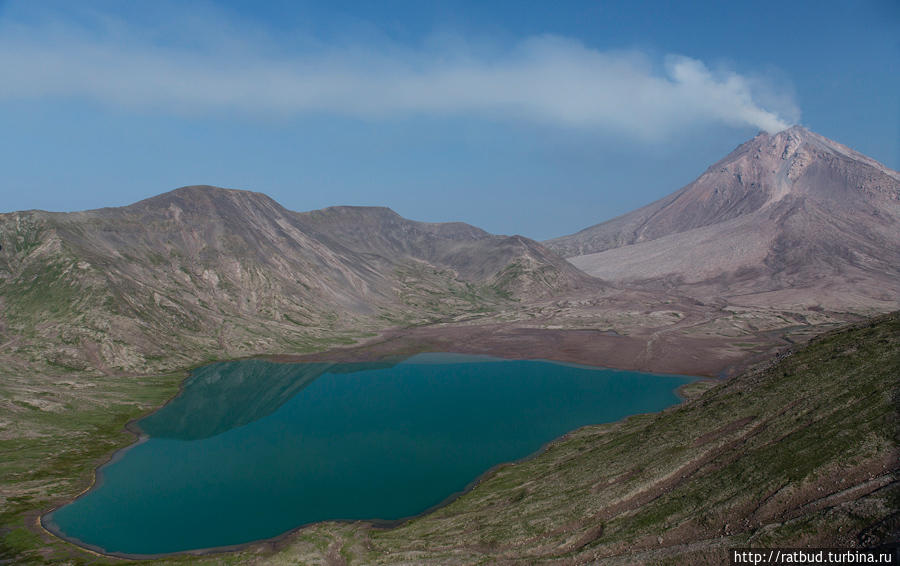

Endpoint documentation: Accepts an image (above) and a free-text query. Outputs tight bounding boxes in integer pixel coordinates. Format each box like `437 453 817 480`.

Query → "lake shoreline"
268 322 767 378
35 329 724 560
41 406 696 562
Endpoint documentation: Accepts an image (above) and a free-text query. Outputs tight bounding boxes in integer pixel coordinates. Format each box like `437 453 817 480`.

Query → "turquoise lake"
46 354 695 556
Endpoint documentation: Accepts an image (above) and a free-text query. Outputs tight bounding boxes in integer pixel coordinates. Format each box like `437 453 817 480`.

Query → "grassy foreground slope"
0 370 189 564
2 314 897 565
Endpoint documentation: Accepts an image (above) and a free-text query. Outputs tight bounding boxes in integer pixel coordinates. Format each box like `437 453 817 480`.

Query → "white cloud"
0 10 798 138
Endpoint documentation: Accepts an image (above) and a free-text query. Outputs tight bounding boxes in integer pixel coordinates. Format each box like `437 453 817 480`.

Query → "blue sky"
0 0 897 239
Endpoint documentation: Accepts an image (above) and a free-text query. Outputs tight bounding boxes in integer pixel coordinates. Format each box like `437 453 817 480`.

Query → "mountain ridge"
0 187 599 376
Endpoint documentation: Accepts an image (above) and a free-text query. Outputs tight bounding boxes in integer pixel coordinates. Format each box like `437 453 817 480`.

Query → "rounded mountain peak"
126 185 286 216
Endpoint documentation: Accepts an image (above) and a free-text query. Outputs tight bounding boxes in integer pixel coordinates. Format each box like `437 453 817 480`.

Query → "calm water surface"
47 354 695 555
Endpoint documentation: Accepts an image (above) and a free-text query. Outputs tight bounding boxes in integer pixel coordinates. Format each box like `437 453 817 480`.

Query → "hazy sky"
1 0 897 239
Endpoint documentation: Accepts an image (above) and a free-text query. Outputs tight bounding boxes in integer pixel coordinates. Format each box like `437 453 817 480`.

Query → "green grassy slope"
0 371 186 564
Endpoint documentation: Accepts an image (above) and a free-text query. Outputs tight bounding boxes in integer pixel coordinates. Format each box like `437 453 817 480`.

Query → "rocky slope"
546 127 900 312
0 186 598 376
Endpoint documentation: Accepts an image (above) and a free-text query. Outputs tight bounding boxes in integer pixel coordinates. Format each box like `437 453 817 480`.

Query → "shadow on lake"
139 358 400 440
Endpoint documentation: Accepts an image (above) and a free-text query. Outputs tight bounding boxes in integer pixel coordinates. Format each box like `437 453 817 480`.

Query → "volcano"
546 126 900 312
